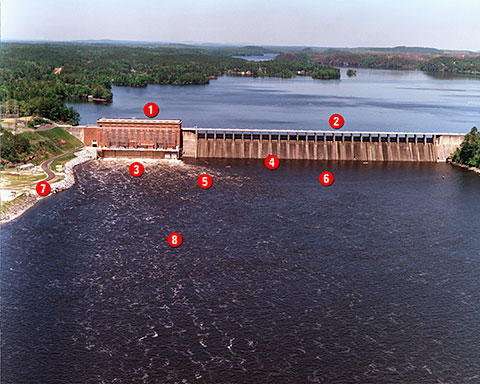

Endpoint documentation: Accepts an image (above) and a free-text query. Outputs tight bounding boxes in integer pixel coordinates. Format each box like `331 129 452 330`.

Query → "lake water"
69 68 480 133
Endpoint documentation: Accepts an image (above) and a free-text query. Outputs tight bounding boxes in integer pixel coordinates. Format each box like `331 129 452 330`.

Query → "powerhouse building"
83 118 182 150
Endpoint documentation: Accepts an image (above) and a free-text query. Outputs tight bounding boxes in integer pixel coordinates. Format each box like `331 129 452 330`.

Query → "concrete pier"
181 128 465 162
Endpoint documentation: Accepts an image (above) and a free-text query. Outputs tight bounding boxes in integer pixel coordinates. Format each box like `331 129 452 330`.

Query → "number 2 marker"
129 162 144 177
329 114 344 129
319 171 334 186
168 232 183 248
36 181 51 196
198 174 213 189
265 155 280 170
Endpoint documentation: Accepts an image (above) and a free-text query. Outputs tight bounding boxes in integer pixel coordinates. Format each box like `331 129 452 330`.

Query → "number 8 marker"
168 232 183 248
319 171 334 186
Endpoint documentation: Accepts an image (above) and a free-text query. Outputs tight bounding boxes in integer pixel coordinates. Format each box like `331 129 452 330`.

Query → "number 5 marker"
198 174 213 189
319 171 334 186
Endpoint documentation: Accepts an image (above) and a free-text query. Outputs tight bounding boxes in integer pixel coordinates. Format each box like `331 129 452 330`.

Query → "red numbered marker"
144 102 159 118
329 114 344 129
36 181 51 196
198 174 213 189
319 171 334 186
265 155 280 170
129 162 144 177
168 232 183 248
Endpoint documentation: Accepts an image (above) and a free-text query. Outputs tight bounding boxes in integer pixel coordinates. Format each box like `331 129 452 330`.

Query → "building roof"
98 118 182 124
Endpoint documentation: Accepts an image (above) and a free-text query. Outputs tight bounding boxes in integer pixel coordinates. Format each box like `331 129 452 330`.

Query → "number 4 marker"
265 155 280 170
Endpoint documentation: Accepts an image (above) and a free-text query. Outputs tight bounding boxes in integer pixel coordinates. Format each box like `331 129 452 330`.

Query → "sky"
1 0 479 51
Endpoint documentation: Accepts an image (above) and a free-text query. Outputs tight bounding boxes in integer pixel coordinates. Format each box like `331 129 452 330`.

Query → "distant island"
276 50 480 74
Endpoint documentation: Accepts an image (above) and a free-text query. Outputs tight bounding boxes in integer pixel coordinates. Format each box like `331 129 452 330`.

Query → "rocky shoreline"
0 148 96 225
448 160 480 175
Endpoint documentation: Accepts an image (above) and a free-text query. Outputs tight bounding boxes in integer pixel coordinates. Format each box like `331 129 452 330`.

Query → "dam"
181 128 464 162
64 120 465 162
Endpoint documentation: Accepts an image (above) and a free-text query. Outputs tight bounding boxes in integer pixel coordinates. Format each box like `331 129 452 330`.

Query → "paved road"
10 147 83 189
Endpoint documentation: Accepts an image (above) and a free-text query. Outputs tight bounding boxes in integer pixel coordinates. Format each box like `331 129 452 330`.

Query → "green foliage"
420 57 480 75
27 117 49 128
452 127 480 168
0 126 82 166
1 129 31 164
277 52 480 75
0 43 339 125
346 69 357 77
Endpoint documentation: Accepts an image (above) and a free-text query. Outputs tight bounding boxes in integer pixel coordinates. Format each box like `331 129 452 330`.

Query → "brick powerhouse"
83 118 182 149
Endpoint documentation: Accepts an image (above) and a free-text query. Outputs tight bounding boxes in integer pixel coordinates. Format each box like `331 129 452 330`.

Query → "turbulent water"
2 159 480 383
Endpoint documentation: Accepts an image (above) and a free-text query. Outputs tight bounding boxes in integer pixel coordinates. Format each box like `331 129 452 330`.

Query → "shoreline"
447 160 480 175
0 148 96 225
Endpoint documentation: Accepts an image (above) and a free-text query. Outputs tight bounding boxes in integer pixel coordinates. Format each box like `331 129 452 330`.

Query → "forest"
452 127 480 168
277 52 480 74
0 43 339 124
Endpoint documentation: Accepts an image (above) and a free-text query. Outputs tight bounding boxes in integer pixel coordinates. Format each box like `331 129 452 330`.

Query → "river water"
2 69 480 383
68 68 480 133
2 158 480 383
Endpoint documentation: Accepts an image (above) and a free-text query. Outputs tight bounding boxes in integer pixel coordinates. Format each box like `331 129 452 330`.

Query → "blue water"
68 68 480 133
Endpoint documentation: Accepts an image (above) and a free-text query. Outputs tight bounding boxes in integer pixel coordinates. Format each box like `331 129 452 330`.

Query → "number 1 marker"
144 102 159 118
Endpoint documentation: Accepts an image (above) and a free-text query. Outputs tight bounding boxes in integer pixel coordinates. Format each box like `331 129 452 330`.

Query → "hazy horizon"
2 0 480 51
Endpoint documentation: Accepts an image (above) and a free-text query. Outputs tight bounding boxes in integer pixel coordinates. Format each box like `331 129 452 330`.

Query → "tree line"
0 43 340 124
452 127 480 168
277 52 480 74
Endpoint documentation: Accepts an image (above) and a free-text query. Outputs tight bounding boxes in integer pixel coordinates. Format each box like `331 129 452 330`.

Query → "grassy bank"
1 126 83 166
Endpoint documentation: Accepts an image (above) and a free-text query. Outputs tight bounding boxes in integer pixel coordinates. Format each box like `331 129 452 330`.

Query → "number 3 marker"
198 174 213 189
319 171 334 186
329 114 344 129
265 155 280 170
36 181 51 196
168 232 183 248
129 162 144 177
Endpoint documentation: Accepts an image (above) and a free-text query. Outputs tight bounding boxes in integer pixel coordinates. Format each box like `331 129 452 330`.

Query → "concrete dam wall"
182 129 464 163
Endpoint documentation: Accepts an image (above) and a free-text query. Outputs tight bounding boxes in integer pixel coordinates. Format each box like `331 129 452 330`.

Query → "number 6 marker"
168 232 183 248
319 171 334 186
